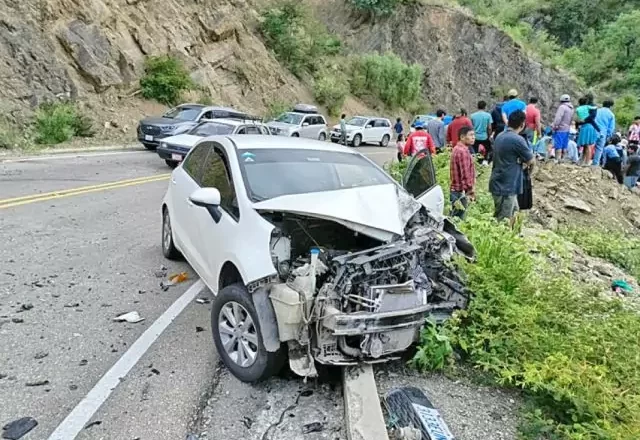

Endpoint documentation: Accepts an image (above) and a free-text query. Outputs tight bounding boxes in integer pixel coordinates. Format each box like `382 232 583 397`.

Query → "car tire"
291 132 300 138
380 134 390 147
352 134 362 148
165 160 178 169
318 132 326 141
211 284 286 383
162 208 181 260
143 143 157 151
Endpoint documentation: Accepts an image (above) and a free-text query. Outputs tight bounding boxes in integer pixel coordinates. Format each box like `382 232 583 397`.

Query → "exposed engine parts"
261 210 472 376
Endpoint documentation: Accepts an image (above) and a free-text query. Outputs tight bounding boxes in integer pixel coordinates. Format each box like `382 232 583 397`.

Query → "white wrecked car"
161 135 473 382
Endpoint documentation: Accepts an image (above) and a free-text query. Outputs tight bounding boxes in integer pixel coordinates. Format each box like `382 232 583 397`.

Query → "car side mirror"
366 124 373 128
189 188 223 222
302 122 310 127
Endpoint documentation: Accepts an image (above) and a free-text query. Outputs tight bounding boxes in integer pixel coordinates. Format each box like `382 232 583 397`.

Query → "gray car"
137 104 250 150
267 104 329 141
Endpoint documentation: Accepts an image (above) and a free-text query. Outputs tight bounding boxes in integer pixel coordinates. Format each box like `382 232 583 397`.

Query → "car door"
170 143 209 272
362 119 375 143
299 115 314 138
192 144 242 289
402 153 445 217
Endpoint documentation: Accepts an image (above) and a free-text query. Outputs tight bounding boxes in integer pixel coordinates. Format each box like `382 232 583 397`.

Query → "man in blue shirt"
470 100 493 161
393 117 403 141
501 89 527 128
490 110 535 226
593 99 616 166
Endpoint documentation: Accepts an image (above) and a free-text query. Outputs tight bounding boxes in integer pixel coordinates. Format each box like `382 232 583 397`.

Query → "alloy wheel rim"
163 212 172 251
218 301 258 368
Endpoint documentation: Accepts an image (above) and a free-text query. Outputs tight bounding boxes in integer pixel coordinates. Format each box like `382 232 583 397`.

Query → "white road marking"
0 149 146 164
47 279 205 440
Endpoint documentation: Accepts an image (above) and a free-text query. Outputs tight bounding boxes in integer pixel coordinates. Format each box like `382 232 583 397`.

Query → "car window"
238 126 263 135
317 116 326 125
201 146 239 219
182 144 210 184
375 119 390 127
275 113 303 125
365 119 374 128
403 153 437 198
260 126 270 135
236 148 394 202
346 117 367 127
190 122 235 136
201 111 213 120
302 116 313 126
163 107 202 121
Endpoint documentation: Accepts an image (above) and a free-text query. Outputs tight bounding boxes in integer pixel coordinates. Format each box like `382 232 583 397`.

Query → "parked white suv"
267 104 329 140
161 135 472 382
330 116 393 147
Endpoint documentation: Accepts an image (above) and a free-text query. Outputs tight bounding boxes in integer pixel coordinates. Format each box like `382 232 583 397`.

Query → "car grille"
141 125 161 135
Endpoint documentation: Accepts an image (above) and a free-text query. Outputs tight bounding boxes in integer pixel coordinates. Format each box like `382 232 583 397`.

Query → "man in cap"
501 89 527 128
403 119 436 156
552 94 574 162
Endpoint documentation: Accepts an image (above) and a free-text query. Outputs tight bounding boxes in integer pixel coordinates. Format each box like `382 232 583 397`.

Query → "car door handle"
171 179 176 185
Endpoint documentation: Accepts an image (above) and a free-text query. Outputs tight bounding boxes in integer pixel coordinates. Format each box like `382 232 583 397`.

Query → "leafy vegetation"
313 69 350 117
350 53 423 109
0 119 31 150
348 0 404 15
34 102 94 145
265 99 292 120
386 153 640 439
140 55 194 105
260 2 341 77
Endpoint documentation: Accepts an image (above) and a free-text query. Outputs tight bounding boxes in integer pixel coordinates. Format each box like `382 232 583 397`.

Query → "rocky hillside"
0 0 578 132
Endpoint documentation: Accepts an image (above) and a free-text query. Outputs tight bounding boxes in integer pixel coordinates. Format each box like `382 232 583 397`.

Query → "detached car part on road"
137 104 252 150
266 104 329 141
157 117 269 168
161 136 473 382
330 116 394 147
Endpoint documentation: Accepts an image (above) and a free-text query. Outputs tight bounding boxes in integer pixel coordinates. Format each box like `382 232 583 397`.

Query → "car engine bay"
258 209 472 376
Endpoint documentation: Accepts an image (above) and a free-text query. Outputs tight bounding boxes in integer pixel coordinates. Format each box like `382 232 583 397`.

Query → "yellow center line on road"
0 173 171 210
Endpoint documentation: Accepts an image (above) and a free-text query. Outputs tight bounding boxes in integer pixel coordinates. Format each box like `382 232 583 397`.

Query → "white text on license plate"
171 154 183 161
144 134 153 141
412 404 454 440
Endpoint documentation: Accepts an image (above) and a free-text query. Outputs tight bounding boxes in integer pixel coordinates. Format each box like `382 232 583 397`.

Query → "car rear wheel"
318 132 326 141
143 143 157 151
211 284 285 383
352 134 362 148
162 208 181 260
380 134 390 147
291 132 300 138
165 160 178 169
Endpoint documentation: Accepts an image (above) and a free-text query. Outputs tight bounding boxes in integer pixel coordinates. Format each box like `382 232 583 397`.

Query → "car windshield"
189 122 235 136
275 113 303 125
346 117 368 127
236 148 394 202
163 107 202 121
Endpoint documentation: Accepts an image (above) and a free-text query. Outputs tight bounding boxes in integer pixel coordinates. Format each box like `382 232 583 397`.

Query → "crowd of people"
393 89 640 224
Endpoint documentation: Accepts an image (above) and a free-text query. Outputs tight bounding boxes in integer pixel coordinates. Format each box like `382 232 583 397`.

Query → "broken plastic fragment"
169 272 188 284
301 422 324 434
113 311 144 323
2 417 38 440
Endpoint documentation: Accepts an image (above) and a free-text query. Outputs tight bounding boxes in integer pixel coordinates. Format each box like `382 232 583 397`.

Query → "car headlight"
160 142 168 149
161 125 176 132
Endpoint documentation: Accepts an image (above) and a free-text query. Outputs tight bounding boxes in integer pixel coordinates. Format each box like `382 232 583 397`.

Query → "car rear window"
189 122 235 136
164 107 201 121
236 148 394 202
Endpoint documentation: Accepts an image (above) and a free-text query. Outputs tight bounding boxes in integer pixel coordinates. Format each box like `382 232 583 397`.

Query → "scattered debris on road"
195 298 210 304
154 265 168 278
113 311 144 323
385 386 454 440
195 326 205 333
160 272 189 290
64 302 80 308
79 359 88 366
18 304 33 312
11 318 23 324
25 380 49 387
2 417 38 440
33 352 48 360
301 422 324 434
83 420 102 430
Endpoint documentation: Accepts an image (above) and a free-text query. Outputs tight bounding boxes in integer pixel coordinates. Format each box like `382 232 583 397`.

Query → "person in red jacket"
403 120 435 156
446 109 473 146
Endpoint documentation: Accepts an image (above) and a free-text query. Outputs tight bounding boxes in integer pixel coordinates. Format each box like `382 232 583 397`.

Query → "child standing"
603 134 624 184
449 126 476 219
396 134 405 162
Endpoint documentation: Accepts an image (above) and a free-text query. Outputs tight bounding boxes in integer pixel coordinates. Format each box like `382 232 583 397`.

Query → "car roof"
287 111 323 116
352 116 389 120
208 135 359 154
199 118 266 126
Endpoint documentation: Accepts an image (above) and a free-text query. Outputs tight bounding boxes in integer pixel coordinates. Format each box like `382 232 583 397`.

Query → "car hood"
253 184 422 242
267 121 295 130
331 124 363 131
140 117 190 126
161 133 201 147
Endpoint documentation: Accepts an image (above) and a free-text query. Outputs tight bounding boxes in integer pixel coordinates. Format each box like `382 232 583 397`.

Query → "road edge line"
47 279 205 440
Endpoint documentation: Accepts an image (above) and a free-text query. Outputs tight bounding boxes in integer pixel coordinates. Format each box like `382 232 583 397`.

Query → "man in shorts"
490 110 535 225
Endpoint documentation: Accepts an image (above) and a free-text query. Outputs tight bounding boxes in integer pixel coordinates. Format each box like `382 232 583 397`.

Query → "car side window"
365 120 374 128
242 126 262 135
182 144 209 184
200 146 239 220
260 126 270 135
373 119 386 128
201 111 213 120
403 153 437 198
236 127 247 134
302 116 312 126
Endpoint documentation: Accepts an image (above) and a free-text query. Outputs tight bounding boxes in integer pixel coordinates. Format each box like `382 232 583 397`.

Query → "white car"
157 118 270 168
161 136 472 382
330 116 394 147
267 104 329 140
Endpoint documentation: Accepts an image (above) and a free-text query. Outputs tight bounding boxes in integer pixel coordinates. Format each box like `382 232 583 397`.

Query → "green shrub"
313 70 349 117
140 55 193 105
260 2 341 77
387 151 640 438
613 94 640 131
350 53 423 109
0 121 30 150
34 102 94 145
265 100 291 120
348 0 400 15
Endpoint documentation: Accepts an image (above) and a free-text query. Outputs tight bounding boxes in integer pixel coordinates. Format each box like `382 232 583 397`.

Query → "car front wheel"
352 134 362 148
162 208 181 260
318 132 326 141
291 132 300 138
165 160 178 169
380 134 390 147
143 143 157 151
211 284 285 383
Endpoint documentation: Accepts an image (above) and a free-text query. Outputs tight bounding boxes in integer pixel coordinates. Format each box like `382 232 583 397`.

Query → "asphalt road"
0 145 397 440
